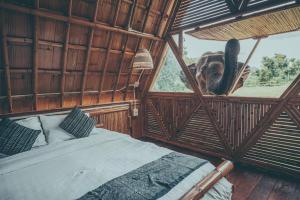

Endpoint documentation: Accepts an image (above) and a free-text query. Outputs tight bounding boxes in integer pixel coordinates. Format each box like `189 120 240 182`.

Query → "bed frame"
1 104 234 200
181 160 234 200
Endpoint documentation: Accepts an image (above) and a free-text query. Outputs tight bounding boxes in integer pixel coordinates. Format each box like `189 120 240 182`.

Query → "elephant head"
180 39 250 95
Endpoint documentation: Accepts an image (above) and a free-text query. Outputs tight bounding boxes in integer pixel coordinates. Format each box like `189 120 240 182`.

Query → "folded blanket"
78 152 208 200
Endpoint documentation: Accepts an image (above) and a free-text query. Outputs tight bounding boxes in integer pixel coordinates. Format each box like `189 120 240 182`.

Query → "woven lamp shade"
132 49 154 70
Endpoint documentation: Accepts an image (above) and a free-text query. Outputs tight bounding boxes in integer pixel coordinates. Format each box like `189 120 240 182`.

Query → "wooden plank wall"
145 91 300 178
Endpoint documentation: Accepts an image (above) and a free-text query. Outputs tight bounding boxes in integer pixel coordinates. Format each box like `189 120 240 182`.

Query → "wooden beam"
228 38 261 94
164 0 181 37
154 0 169 37
112 0 122 26
140 0 153 31
127 0 137 30
98 33 114 103
33 0 39 111
112 36 129 102
167 36 233 157
80 0 99 105
80 29 94 105
0 2 162 41
0 9 12 113
156 0 177 37
60 0 72 107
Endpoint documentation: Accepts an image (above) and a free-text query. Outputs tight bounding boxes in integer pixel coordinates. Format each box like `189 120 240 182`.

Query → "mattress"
0 128 232 200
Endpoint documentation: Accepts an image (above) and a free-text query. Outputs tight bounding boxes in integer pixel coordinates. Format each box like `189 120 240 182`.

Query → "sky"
182 31 300 69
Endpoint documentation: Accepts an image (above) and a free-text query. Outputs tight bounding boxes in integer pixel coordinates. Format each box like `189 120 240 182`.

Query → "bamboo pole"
181 160 234 200
228 38 261 94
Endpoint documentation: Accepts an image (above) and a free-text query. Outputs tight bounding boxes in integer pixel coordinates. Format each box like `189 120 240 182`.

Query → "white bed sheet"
0 128 232 200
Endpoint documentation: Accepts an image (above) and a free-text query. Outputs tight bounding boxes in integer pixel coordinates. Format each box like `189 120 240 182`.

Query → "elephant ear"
197 52 211 73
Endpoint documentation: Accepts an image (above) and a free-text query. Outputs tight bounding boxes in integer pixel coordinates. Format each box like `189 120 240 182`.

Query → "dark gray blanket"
78 152 208 200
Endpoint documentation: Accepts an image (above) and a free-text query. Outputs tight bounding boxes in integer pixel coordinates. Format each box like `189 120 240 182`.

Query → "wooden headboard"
0 102 143 138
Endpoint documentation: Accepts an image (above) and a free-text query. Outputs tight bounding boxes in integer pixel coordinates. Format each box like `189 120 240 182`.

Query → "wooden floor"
142 138 300 200
228 166 300 200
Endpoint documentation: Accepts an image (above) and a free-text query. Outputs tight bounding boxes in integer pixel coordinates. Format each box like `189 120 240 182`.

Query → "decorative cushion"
16 117 47 147
0 118 41 155
59 108 96 138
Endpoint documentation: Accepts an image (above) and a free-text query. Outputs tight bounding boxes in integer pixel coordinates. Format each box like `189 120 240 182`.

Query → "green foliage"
152 48 192 92
152 47 300 95
244 54 300 86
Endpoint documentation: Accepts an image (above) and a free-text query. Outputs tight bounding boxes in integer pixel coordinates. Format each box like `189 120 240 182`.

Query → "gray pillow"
0 118 41 155
59 108 96 138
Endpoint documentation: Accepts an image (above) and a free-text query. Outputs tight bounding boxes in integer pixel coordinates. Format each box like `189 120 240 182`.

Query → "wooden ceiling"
0 0 177 114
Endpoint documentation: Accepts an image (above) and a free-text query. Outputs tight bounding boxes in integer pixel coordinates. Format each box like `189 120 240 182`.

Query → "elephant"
180 39 250 95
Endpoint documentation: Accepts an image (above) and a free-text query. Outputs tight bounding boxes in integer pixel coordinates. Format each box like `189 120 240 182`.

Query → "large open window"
154 31 300 97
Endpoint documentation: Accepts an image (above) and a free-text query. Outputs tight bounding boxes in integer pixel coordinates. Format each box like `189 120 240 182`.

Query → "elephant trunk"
208 39 240 95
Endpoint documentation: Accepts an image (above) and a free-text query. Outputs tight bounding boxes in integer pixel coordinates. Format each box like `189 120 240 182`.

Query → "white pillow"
39 114 74 144
47 128 75 144
16 117 47 147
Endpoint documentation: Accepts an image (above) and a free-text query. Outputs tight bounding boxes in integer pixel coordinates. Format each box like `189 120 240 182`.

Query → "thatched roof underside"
187 5 300 41
171 0 299 34
0 0 176 114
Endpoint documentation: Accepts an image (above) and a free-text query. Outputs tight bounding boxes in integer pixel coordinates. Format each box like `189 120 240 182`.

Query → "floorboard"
142 137 300 200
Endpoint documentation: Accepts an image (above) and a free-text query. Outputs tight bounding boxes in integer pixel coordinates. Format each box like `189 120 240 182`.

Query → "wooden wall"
144 90 300 177
0 0 177 115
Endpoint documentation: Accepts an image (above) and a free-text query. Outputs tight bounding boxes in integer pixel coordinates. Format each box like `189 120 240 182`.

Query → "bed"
0 111 233 200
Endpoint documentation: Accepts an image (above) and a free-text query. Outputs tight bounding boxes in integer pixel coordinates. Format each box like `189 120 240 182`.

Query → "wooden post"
60 0 72 107
228 38 261 94
0 9 12 112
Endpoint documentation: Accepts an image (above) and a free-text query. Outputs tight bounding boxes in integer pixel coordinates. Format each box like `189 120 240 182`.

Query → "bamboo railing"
144 92 300 178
